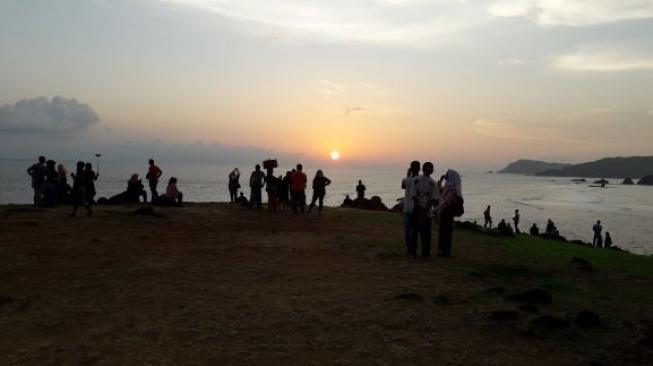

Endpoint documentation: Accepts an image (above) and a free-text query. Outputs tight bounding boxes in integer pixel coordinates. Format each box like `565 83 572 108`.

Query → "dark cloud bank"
0 96 99 135
0 96 305 165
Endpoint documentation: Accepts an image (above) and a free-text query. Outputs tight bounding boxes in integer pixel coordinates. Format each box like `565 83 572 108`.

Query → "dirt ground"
0 204 651 365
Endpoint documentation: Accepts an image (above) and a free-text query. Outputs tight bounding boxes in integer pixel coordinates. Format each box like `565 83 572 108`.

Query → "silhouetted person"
126 174 147 202
410 162 439 259
228 168 240 203
545 219 559 238
402 161 420 255
308 169 331 214
266 168 280 211
57 163 71 203
356 180 366 199
343 194 353 206
249 164 266 209
236 192 249 206
436 169 463 257
593 220 603 248
513 209 521 234
483 205 492 228
146 159 163 200
27 156 47 205
278 172 290 210
497 219 514 236
604 232 613 248
165 177 183 205
530 223 540 236
85 162 98 204
290 164 307 214
70 161 92 217
42 160 59 207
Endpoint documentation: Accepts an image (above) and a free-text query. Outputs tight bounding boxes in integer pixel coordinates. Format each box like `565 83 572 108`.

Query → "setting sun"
330 150 341 161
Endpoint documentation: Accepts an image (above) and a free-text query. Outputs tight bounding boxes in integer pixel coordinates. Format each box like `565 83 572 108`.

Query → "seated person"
342 194 353 207
103 174 147 204
235 192 249 206
497 219 515 237
530 223 540 236
126 174 147 202
153 177 183 206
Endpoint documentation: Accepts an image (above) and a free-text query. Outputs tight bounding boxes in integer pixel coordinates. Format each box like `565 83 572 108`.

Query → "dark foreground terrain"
1 203 652 365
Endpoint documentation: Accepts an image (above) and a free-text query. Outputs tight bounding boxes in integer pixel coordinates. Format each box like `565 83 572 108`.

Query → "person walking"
228 168 240 203
70 161 93 217
249 164 266 209
290 164 307 214
402 161 420 256
410 162 439 259
308 170 331 214
513 209 521 234
483 205 493 228
146 159 163 200
592 220 603 248
436 169 463 257
27 156 47 205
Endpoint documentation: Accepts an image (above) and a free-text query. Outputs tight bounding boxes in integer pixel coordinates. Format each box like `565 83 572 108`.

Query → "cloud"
475 108 653 148
498 57 525 66
0 96 99 135
345 106 365 115
554 47 653 72
155 0 488 46
488 0 653 26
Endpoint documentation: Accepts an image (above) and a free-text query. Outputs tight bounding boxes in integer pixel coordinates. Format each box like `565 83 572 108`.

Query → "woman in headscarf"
436 169 463 257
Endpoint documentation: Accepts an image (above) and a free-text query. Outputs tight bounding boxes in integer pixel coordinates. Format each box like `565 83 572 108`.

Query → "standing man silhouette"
410 162 439 259
402 161 420 256
27 156 47 205
146 159 163 200
513 209 521 234
592 220 603 248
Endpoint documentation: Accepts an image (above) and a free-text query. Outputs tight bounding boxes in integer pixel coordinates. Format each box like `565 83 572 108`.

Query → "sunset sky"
1 0 652 169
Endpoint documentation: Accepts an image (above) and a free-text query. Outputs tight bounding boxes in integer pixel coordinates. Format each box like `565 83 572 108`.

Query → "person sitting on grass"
236 192 249 206
530 223 540 236
497 219 515 237
604 232 613 248
153 177 183 206
126 174 147 203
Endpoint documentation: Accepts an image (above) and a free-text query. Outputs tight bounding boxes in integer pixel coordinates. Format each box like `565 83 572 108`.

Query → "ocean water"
3 159 652 255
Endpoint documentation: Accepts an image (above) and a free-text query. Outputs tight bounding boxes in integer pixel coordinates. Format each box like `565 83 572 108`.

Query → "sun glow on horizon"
330 150 341 161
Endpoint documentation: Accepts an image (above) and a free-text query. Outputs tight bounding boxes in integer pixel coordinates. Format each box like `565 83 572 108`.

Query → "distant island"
498 159 571 175
535 156 653 179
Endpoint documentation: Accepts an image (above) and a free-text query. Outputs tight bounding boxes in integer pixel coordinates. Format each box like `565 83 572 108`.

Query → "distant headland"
498 156 653 181
497 159 571 175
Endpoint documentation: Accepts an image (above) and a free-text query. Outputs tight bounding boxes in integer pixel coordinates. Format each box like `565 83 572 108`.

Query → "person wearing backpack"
436 169 463 257
410 162 439 259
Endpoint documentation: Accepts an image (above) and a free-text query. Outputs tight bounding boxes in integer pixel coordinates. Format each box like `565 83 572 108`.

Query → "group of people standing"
401 161 464 259
27 157 183 212
228 162 332 215
27 156 98 216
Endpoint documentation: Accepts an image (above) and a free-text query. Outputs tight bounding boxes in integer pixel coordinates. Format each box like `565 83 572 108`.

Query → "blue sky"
0 0 652 168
